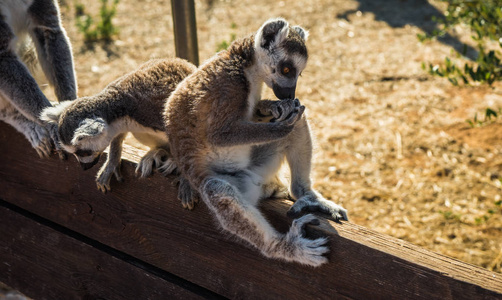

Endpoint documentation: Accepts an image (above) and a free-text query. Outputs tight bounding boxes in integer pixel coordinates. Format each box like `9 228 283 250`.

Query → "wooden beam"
0 122 501 299
0 204 214 300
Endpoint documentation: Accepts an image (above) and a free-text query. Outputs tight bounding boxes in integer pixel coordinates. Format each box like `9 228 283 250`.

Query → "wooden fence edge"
0 122 501 299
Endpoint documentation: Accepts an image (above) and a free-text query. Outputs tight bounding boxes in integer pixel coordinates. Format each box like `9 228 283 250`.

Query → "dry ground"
47 0 501 274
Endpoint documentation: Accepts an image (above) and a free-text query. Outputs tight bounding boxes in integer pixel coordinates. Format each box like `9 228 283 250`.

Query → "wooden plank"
0 205 210 300
0 122 501 299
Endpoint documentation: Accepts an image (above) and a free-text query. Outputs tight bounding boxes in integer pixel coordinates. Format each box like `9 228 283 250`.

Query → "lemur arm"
209 105 305 147
28 0 77 102
96 133 126 193
0 18 52 124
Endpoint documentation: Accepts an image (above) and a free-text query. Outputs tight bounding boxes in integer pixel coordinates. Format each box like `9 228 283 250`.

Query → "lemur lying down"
41 58 196 193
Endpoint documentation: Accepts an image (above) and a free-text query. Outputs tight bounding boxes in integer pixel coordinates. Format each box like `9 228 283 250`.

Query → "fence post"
171 0 199 66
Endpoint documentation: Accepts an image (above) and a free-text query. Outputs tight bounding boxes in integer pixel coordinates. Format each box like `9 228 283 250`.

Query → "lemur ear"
71 117 107 145
40 101 73 124
255 18 290 50
292 25 309 41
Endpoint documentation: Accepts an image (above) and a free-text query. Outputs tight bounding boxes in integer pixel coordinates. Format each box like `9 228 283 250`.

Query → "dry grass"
52 0 501 273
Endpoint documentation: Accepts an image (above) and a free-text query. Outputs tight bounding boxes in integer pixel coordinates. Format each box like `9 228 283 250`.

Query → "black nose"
272 83 296 100
79 155 101 170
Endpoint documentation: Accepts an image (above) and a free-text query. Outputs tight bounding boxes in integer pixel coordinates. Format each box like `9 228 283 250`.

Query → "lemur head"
254 18 309 100
41 101 110 170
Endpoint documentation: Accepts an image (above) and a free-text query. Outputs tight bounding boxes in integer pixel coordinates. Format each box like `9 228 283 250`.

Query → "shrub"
75 0 120 43
419 0 502 85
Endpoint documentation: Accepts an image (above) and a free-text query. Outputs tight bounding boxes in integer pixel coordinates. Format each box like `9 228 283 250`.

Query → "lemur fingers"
96 167 114 193
47 123 67 160
136 148 168 177
277 214 329 267
273 98 302 122
287 193 349 222
29 124 52 158
178 177 199 210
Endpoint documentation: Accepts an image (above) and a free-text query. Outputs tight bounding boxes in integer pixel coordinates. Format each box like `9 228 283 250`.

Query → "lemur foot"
136 148 176 177
96 163 122 193
274 214 329 267
27 123 52 158
177 177 199 210
287 191 348 222
261 181 291 200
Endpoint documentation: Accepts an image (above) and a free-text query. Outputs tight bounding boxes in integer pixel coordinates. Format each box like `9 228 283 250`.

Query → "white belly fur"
109 117 169 148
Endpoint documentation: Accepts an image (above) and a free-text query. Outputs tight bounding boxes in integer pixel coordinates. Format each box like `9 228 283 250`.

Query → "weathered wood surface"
0 205 210 300
0 122 501 299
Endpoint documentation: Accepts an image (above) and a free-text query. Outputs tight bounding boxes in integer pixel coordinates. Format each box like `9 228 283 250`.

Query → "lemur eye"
282 67 290 75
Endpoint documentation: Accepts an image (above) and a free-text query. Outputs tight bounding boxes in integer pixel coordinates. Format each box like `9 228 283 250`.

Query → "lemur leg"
0 99 51 158
136 148 178 178
28 0 77 101
96 133 126 193
201 177 329 267
0 16 52 122
285 116 349 221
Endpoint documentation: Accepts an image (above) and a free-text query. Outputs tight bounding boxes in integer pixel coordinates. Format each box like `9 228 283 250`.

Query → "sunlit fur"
165 18 348 267
41 58 196 192
0 0 77 157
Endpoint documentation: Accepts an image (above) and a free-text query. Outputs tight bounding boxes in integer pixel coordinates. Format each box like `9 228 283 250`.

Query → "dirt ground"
46 0 501 274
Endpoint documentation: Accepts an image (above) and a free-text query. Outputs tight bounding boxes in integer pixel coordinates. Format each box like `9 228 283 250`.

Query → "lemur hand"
256 98 302 122
271 98 302 122
48 123 67 160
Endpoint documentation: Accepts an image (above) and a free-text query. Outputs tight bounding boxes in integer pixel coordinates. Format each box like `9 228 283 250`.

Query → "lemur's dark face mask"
74 149 102 170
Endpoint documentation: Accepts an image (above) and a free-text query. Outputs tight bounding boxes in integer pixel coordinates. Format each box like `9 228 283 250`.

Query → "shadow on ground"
337 0 478 60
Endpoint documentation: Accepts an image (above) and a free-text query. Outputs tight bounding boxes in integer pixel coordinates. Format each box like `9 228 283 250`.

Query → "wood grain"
0 205 209 300
0 122 501 299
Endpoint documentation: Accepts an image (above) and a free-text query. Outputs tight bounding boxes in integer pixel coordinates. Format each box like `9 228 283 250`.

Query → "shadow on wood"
0 122 501 299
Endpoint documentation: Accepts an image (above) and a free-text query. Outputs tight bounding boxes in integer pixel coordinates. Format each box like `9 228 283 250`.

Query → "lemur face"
41 103 108 170
60 117 109 170
254 18 308 100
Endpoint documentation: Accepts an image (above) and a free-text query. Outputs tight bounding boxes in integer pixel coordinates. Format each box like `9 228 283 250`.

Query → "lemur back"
42 58 196 193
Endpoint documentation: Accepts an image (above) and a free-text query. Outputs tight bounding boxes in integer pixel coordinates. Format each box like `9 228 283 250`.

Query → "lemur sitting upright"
165 18 348 267
0 0 77 157
41 58 196 193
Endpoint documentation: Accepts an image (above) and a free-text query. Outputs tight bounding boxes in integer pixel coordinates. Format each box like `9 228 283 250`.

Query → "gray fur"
0 0 77 157
96 133 125 193
165 18 348 267
41 58 196 193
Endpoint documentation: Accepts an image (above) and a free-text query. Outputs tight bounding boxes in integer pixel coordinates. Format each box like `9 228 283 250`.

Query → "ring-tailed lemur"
41 58 196 193
165 18 348 267
0 0 77 157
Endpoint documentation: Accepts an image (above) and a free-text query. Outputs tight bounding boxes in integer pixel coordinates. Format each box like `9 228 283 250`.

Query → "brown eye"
282 67 290 75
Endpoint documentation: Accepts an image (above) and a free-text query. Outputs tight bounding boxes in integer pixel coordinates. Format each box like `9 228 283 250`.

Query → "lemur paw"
279 214 329 267
28 124 52 158
96 163 121 193
96 171 112 194
177 177 199 210
261 181 291 200
136 148 173 177
270 98 301 122
257 98 301 122
158 158 178 176
47 123 67 160
287 192 349 222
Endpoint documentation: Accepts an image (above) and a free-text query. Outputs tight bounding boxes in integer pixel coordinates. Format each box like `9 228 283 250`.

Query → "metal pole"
171 0 199 66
